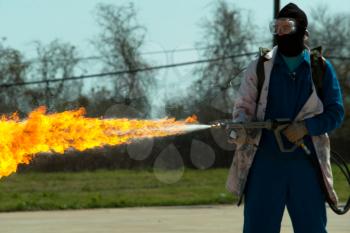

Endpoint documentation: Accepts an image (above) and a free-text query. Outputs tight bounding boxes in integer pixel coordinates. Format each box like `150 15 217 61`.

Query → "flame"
185 114 198 123
0 107 198 178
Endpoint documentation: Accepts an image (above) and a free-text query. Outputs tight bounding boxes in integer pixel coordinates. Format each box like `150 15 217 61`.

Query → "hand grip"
274 124 298 152
274 124 311 154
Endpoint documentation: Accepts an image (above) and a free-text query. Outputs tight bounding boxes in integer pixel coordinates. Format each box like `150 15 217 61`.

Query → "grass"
0 166 347 212
0 169 235 212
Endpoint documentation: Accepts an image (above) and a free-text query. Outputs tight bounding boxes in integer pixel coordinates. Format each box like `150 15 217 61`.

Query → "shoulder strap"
256 47 271 104
256 47 327 102
310 46 327 100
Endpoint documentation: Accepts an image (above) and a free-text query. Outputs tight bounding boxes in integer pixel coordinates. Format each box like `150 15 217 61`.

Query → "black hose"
331 155 350 184
328 150 350 215
331 151 350 181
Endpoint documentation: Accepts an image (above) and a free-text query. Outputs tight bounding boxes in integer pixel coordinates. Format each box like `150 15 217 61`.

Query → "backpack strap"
256 47 271 104
310 46 327 100
256 46 327 103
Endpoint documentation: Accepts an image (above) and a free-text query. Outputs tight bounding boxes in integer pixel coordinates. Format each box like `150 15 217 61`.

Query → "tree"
188 1 256 117
0 39 29 114
308 6 350 102
93 3 154 116
26 39 82 111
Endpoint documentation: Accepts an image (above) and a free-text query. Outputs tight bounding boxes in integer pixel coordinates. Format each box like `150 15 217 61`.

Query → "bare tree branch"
92 3 154 114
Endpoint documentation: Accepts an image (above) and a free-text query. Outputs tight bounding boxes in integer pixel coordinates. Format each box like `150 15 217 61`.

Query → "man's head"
272 3 308 56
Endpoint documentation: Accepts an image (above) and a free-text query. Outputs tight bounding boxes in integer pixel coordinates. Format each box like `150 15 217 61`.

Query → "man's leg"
243 157 287 233
286 158 328 233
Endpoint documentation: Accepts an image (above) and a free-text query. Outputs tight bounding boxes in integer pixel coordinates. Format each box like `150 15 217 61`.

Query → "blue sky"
0 0 349 58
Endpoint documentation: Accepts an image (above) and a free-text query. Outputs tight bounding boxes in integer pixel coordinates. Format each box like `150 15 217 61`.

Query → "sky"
0 0 349 116
0 0 348 57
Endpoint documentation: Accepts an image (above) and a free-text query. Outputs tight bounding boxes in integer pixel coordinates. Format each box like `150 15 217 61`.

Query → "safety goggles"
269 18 297 35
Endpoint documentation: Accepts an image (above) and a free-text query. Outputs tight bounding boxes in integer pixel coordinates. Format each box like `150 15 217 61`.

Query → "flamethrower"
210 119 311 155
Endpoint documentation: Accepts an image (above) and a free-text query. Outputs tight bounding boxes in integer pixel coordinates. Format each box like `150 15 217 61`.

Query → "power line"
19 39 350 64
23 40 272 64
1 51 350 88
68 47 211 62
0 51 257 88
22 46 213 64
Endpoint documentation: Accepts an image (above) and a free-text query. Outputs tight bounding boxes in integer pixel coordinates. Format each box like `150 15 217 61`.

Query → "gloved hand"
227 128 247 145
283 121 308 143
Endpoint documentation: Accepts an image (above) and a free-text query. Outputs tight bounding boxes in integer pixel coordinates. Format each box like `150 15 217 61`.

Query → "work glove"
227 128 247 145
283 121 308 144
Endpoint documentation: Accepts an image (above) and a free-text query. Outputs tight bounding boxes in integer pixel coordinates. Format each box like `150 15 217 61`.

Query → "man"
226 3 344 233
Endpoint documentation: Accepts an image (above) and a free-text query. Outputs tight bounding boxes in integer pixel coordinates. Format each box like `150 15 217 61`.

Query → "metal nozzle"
211 123 219 128
211 122 224 128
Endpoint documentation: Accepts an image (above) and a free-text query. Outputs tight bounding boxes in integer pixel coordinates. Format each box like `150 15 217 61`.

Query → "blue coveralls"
243 50 344 233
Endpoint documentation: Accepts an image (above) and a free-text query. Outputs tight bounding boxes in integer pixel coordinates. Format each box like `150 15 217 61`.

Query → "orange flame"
0 107 198 178
185 114 198 123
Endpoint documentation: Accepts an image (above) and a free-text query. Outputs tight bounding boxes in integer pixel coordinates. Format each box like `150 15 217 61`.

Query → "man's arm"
304 60 345 136
229 60 259 147
232 60 259 123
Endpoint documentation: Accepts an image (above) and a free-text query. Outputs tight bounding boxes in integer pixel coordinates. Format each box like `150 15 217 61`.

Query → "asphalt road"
0 205 348 233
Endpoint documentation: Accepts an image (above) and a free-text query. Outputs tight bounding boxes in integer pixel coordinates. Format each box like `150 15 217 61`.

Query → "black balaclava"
276 3 308 57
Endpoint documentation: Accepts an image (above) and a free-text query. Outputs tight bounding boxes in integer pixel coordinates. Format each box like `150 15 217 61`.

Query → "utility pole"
273 0 280 46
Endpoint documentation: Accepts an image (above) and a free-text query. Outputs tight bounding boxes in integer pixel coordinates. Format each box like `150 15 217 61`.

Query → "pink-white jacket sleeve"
232 60 259 123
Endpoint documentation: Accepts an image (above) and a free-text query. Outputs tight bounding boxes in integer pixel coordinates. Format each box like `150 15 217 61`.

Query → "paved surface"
0 205 348 233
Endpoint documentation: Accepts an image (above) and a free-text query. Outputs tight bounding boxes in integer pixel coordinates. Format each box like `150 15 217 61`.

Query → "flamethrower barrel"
211 120 276 129
210 119 311 155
